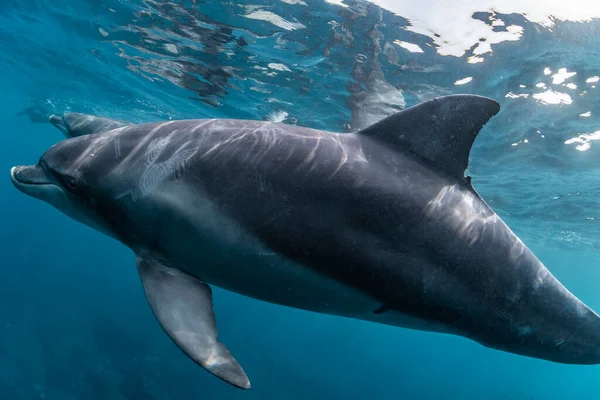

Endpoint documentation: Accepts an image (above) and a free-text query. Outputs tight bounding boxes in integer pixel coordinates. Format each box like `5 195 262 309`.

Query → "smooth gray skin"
49 112 130 138
11 95 600 389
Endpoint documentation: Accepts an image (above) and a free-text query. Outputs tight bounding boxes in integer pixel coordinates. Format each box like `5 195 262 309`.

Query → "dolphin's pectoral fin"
356 94 500 180
136 256 251 389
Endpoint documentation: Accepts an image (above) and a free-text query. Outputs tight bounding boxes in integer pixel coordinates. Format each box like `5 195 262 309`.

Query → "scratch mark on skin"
114 121 177 175
244 123 275 165
146 136 174 165
191 119 216 134
240 133 264 164
329 135 349 179
114 136 121 159
69 126 127 172
199 127 254 161
297 138 321 172
139 144 199 197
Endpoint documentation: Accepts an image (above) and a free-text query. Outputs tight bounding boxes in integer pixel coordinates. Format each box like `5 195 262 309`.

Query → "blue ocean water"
2 0 600 398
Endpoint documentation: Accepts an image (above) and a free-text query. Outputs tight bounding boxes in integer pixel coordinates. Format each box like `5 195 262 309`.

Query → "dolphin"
10 95 600 389
15 104 52 124
49 112 130 138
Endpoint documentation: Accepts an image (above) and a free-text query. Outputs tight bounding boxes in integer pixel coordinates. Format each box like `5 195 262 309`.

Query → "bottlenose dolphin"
15 105 51 124
10 95 600 389
49 113 130 138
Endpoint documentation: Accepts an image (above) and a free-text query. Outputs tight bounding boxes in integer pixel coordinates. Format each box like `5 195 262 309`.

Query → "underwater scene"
2 0 600 398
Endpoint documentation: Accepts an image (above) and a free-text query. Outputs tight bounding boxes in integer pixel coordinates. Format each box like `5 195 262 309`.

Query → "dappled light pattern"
426 184 502 247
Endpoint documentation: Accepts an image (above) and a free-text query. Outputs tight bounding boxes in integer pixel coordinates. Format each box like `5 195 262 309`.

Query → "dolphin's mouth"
49 115 69 136
10 165 54 188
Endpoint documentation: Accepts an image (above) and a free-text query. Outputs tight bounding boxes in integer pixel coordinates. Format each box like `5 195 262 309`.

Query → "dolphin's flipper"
136 256 251 389
356 94 500 180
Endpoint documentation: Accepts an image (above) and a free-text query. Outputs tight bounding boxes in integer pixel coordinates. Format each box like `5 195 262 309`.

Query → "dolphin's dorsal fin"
356 95 500 179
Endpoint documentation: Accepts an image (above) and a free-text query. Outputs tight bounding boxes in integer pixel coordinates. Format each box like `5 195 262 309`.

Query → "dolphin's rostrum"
11 95 600 389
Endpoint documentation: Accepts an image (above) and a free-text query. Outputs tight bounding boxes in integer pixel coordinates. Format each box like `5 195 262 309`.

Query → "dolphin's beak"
10 165 58 199
49 115 69 137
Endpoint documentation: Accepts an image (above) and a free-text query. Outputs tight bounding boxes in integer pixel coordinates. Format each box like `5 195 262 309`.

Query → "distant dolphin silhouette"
15 104 51 124
11 95 600 389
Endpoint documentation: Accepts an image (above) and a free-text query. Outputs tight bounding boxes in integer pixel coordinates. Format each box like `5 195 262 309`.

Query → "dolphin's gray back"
94 120 489 316
93 118 429 269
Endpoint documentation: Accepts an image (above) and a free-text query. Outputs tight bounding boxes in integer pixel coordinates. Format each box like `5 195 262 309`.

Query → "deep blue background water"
2 0 600 398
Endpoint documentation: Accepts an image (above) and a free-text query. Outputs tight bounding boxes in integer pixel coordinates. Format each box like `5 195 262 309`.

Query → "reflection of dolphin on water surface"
11 95 600 389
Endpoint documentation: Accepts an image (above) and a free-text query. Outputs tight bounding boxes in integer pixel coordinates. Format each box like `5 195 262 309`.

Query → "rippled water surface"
1 0 600 398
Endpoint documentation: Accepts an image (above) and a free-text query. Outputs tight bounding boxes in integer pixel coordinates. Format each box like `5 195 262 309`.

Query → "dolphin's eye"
63 176 78 191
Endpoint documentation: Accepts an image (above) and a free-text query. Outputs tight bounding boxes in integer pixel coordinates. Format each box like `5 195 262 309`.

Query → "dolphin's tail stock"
478 268 600 366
